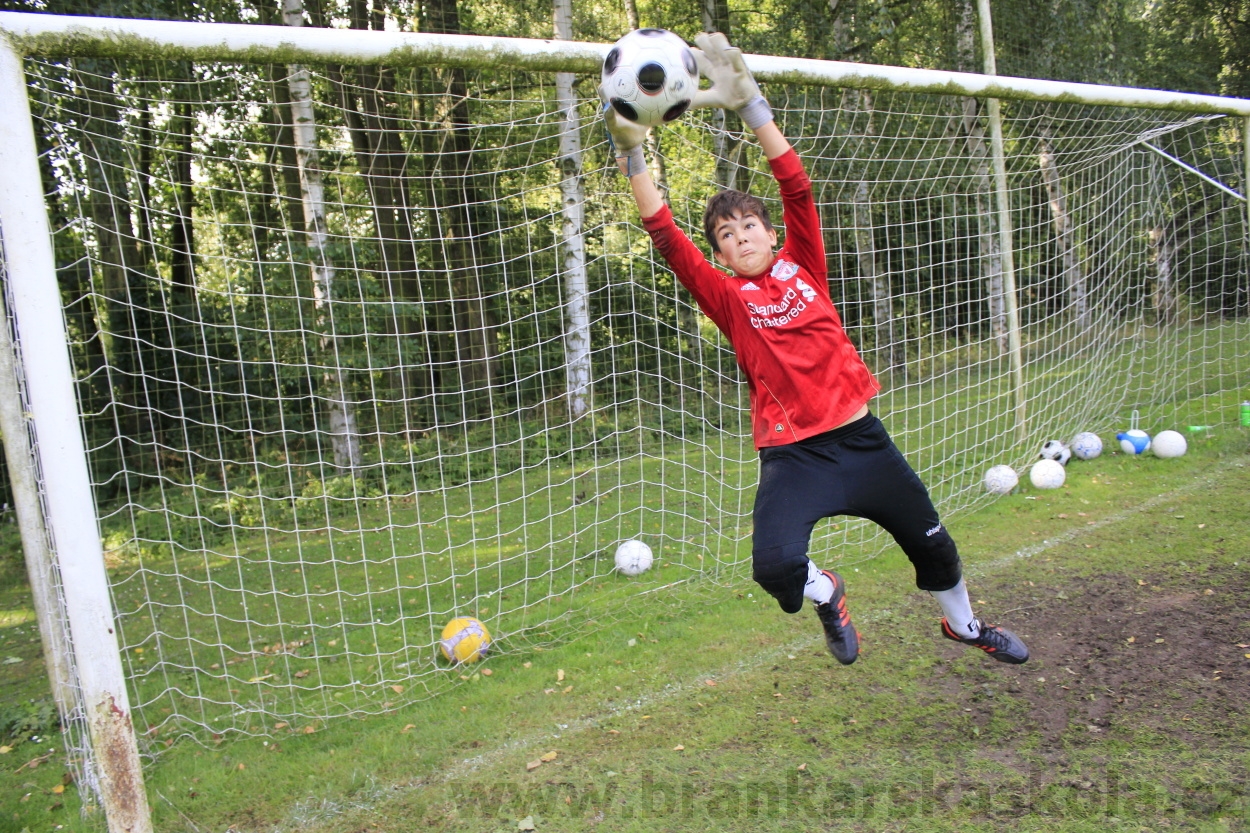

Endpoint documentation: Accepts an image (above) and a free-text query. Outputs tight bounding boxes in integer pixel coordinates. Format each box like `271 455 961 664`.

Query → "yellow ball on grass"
440 616 491 664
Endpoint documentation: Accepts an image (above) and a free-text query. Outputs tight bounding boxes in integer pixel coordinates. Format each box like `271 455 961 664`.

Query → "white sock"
930 579 981 638
802 560 834 605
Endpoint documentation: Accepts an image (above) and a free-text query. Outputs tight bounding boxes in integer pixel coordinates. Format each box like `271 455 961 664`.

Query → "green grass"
0 317 1246 830
3 426 1248 832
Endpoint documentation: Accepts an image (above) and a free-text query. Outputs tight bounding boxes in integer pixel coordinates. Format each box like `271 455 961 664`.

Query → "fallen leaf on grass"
540 751 558 762
390 685 404 694
303 726 316 735
797 763 807 771
557 669 565 682
0 746 10 754
704 680 717 687
518 817 536 831
274 722 288 730
481 668 493 676
51 784 64 794
401 724 415 733
673 745 684 751
525 760 542 772
294 670 310 679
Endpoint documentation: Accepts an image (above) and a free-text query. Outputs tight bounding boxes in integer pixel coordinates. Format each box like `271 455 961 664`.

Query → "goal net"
2 21 1248 753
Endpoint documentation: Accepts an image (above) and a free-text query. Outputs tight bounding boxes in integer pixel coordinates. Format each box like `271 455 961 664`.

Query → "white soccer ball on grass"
1151 429 1187 458
1029 459 1067 490
983 465 1019 495
1071 432 1103 460
614 539 654 576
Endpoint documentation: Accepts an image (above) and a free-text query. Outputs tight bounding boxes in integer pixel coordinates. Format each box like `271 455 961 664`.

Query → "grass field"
2 424 1248 832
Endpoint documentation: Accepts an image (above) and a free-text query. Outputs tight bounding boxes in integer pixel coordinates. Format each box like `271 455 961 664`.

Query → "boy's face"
711 210 778 277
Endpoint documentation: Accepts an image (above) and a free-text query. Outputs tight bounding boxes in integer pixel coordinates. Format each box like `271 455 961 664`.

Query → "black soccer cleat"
941 617 1030 664
814 570 860 665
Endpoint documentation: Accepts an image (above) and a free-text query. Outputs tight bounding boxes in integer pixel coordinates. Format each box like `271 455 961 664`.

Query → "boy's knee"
909 526 962 591
752 543 810 614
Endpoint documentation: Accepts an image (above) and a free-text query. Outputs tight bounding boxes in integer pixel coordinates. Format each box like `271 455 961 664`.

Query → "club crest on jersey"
770 260 799 281
740 281 760 291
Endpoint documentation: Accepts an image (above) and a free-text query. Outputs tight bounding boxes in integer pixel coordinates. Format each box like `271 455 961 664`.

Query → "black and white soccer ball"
1039 439 1072 466
601 29 698 128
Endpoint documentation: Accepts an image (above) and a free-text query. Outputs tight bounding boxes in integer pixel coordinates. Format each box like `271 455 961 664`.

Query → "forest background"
0 0 1245 546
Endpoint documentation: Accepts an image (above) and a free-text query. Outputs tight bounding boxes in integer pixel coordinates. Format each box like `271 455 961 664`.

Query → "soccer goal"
0 12 1247 831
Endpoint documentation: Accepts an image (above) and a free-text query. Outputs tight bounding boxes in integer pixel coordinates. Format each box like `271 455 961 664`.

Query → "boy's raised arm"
691 32 790 160
603 31 792 217
600 104 665 218
691 32 824 282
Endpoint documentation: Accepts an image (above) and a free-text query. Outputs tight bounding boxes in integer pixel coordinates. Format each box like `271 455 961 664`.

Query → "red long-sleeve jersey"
642 149 879 449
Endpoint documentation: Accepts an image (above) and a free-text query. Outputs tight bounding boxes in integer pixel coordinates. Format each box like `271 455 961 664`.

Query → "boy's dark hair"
703 189 773 253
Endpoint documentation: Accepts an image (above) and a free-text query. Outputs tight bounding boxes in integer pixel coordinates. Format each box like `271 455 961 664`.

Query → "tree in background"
1 0 1247 521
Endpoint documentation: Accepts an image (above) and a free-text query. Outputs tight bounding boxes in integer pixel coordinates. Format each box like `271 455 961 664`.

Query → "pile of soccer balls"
983 426 1189 495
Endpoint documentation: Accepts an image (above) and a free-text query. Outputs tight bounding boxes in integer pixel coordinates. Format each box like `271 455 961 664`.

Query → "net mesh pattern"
6 56 1248 750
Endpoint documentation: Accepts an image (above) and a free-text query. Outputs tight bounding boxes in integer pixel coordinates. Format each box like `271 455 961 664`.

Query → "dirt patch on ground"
942 565 1250 747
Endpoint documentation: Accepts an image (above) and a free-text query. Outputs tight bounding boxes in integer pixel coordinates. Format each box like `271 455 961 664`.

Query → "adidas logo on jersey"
740 281 761 291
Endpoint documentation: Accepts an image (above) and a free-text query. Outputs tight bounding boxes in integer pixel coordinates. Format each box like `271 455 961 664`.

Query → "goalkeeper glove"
690 31 773 130
598 84 650 177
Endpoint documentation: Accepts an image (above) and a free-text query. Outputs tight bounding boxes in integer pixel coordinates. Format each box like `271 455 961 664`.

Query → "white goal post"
1 12 1248 833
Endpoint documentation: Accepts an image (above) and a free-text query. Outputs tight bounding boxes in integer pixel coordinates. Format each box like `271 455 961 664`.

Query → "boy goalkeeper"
602 33 1028 666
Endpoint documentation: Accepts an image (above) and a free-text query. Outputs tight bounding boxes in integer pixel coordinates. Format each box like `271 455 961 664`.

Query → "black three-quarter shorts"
750 412 963 614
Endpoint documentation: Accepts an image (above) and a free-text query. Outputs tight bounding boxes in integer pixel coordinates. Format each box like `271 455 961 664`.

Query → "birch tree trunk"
78 59 141 435
704 0 743 189
829 3 901 374
848 91 904 375
423 0 499 420
283 0 361 471
956 0 1007 353
1038 118 1089 330
1150 222 1179 325
554 0 592 418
